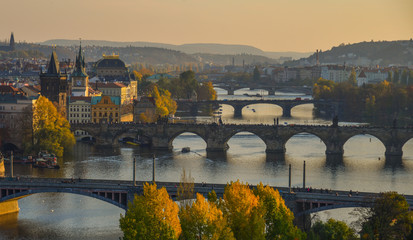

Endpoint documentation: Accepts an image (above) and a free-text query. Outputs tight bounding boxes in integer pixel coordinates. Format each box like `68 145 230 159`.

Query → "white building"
68 96 92 140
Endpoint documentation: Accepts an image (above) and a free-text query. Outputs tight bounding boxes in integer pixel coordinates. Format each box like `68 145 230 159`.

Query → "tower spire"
9 32 15 51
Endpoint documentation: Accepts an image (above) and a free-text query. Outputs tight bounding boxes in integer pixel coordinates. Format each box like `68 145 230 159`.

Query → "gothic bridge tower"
40 50 68 117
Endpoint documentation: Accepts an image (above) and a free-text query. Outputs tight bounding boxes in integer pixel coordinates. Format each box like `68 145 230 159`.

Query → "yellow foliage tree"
254 183 306 239
119 182 181 240
222 180 265 240
31 96 75 157
148 84 177 118
179 193 235 240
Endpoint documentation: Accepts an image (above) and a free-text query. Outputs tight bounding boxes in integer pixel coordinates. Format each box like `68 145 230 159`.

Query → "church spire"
72 42 87 77
9 32 15 51
46 50 60 75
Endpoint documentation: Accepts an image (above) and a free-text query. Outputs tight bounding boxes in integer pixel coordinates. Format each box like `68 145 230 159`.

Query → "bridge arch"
224 130 267 153
284 132 327 158
71 126 98 142
168 130 208 149
295 203 369 217
223 129 267 146
1 188 128 210
402 138 413 157
290 103 314 118
343 134 386 157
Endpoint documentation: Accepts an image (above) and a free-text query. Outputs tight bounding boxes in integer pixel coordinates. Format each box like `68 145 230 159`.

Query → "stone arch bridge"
71 123 413 160
176 99 338 117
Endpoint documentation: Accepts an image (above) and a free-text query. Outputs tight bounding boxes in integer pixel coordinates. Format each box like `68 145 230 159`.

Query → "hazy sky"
1 0 412 52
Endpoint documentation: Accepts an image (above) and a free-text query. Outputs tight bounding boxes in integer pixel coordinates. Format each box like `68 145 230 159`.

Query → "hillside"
40 39 308 60
285 40 413 67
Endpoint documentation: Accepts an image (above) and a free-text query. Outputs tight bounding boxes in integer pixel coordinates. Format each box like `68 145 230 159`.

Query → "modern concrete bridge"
1 177 413 229
71 123 413 160
176 99 337 117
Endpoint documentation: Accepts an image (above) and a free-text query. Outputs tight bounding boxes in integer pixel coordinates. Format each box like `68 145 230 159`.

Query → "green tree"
179 193 235 240
179 70 198 99
30 96 75 157
387 71 393 83
348 68 357 86
222 181 266 240
308 219 357 240
119 182 181 240
253 66 260 82
360 192 413 240
254 183 305 240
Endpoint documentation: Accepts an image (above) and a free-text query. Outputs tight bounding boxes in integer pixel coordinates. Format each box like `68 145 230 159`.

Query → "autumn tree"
197 81 217 101
179 193 235 240
360 192 413 240
308 219 357 240
254 183 306 240
222 181 266 240
147 84 177 118
29 96 75 157
119 182 181 240
177 168 195 206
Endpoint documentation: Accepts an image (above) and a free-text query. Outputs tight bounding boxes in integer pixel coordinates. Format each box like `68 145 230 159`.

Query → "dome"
96 58 126 69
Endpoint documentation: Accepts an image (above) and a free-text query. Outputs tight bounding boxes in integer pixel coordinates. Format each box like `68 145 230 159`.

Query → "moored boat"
33 151 60 169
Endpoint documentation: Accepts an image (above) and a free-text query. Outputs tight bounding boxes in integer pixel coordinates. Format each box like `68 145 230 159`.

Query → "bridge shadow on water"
265 153 286 165
206 151 227 161
383 156 404 171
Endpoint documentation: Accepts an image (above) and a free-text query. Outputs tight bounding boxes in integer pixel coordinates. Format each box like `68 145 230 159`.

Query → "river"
1 88 413 239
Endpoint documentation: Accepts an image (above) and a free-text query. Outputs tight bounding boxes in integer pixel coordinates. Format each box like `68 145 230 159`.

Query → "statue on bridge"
332 115 338 128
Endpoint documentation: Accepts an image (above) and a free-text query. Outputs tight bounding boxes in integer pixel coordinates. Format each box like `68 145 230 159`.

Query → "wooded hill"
286 40 413 67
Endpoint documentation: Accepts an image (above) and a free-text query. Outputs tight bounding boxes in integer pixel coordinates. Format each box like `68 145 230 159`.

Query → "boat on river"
181 147 190 153
3 155 35 164
33 151 60 169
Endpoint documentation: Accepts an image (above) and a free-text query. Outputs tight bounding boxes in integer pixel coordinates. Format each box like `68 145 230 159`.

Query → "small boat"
181 147 190 153
126 141 140 146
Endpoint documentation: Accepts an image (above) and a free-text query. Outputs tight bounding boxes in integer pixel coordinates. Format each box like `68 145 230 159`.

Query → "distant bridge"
1 177 413 229
176 99 338 117
70 123 413 161
213 82 313 95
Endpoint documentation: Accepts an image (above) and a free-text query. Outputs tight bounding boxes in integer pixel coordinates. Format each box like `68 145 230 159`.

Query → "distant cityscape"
0 32 412 150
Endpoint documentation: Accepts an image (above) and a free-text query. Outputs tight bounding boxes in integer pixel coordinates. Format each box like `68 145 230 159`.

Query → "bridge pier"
265 140 286 154
325 142 344 156
233 105 243 118
151 136 172 151
227 89 235 95
385 145 403 158
282 104 292 117
268 89 275 95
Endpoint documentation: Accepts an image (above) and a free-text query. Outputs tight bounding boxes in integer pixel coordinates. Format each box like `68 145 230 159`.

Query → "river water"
1 88 413 239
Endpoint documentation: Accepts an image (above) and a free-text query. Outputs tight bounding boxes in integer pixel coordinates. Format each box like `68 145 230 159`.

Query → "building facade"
91 95 120 123
0 93 36 150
